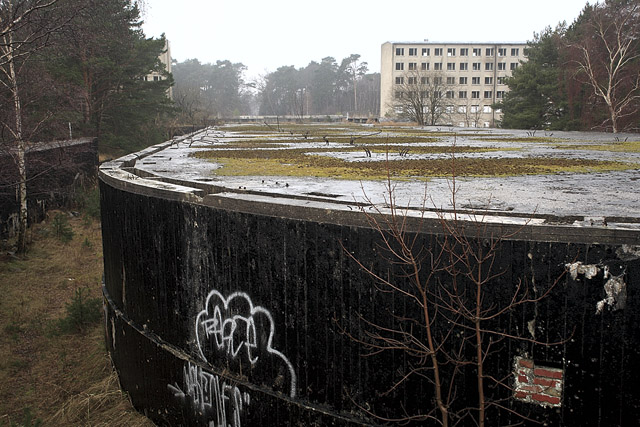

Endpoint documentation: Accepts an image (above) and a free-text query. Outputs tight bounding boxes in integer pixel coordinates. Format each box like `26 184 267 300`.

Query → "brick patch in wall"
513 356 563 407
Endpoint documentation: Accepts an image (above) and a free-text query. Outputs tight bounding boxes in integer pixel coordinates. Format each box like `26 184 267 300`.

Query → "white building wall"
380 41 527 127
146 39 173 100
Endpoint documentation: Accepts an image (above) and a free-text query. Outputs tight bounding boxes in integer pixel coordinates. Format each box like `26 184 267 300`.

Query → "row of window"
396 62 519 71
396 47 521 57
394 102 499 115
395 90 505 100
395 76 508 85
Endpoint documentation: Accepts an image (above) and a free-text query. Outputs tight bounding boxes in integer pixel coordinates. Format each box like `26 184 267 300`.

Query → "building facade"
145 39 173 99
380 41 527 127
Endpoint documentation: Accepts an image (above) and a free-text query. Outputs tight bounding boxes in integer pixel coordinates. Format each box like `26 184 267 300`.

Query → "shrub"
75 186 101 221
56 287 102 334
51 213 74 243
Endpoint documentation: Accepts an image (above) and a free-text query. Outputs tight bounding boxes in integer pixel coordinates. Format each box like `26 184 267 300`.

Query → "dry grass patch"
196 126 638 179
470 136 562 143
555 140 640 152
197 146 635 180
0 210 152 427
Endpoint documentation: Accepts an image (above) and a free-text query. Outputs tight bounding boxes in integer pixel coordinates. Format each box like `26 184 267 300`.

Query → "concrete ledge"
99 132 640 245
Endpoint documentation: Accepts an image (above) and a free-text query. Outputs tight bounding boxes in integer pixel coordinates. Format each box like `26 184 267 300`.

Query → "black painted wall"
100 179 640 426
0 138 97 238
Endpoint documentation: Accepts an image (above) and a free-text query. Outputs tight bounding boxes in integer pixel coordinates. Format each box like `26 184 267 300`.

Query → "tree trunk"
17 138 27 253
7 22 28 253
475 251 486 427
609 105 618 133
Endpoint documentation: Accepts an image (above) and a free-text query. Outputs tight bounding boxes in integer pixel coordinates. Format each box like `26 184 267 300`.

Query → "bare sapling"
341 135 568 426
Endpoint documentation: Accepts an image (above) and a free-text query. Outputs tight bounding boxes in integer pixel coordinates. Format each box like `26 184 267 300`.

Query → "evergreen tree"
52 0 173 152
0 0 173 251
172 58 250 125
499 26 573 130
259 65 300 116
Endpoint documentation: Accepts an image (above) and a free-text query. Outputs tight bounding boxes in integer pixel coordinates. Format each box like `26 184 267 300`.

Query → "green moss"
471 136 562 143
207 154 634 180
215 142 286 149
194 145 511 162
195 125 639 179
555 140 640 152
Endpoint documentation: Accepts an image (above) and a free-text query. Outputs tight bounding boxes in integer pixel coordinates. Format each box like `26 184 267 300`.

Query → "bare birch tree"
0 0 71 252
569 1 640 133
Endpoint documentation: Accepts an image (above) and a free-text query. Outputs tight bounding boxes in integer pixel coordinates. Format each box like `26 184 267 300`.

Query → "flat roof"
100 125 640 242
384 41 528 46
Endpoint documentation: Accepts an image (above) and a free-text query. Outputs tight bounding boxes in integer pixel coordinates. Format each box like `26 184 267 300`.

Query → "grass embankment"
0 197 152 426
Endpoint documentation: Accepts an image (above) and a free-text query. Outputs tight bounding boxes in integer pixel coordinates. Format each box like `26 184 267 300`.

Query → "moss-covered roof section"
192 124 639 180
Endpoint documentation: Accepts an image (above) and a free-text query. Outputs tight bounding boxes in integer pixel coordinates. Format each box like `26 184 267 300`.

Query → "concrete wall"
101 156 640 426
0 138 97 238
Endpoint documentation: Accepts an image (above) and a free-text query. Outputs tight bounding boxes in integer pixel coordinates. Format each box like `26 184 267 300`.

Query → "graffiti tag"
195 290 297 398
168 361 250 427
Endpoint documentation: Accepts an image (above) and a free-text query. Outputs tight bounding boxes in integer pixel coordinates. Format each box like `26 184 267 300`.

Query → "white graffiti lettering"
195 290 297 398
168 362 250 427
205 304 259 363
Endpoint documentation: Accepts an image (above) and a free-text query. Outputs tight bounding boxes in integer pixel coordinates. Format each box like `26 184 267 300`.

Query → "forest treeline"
0 0 173 153
171 54 380 123
1 0 381 154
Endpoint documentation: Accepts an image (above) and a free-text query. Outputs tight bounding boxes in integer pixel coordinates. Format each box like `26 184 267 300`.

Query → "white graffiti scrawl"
195 289 297 398
168 361 250 427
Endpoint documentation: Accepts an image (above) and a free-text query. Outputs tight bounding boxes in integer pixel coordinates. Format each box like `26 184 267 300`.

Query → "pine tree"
53 0 173 152
499 26 572 130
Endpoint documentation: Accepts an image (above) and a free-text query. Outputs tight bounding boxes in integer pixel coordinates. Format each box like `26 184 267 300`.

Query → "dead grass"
194 126 639 180
0 210 152 427
197 147 634 180
555 140 640 152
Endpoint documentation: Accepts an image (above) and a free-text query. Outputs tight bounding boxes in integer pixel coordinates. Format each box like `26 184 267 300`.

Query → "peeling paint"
616 245 640 261
567 262 601 280
596 274 627 314
567 262 627 315
527 319 536 339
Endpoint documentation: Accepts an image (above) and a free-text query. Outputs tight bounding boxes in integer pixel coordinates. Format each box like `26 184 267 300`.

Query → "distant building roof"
383 40 528 45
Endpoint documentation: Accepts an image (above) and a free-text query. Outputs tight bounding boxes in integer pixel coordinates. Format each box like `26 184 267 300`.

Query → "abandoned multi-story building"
380 41 527 127
145 39 173 100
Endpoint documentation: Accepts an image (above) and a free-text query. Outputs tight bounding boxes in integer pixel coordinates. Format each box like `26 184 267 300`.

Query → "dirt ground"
0 210 153 426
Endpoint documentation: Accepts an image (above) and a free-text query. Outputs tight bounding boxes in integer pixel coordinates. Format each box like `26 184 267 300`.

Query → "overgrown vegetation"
0 0 175 153
0 0 174 253
0 206 152 426
74 186 101 221
341 150 569 425
54 287 102 334
51 213 74 244
0 407 41 427
499 1 640 133
195 126 639 179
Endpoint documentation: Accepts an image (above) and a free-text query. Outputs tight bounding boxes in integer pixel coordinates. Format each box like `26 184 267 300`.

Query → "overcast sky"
141 0 592 81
